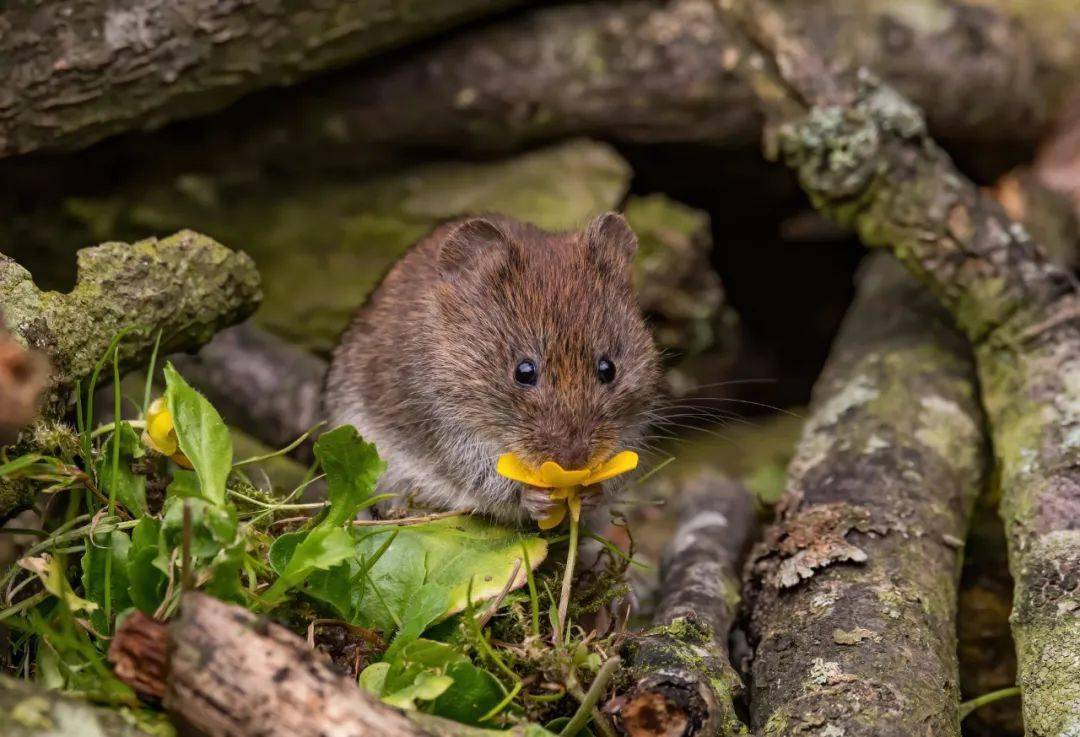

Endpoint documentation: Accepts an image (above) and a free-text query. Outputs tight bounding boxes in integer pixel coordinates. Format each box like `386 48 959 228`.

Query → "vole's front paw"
521 487 559 521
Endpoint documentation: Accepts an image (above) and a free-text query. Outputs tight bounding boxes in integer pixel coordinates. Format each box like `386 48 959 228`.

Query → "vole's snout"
551 437 591 471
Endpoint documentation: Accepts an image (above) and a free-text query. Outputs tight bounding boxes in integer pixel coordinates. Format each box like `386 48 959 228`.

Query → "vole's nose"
553 438 590 470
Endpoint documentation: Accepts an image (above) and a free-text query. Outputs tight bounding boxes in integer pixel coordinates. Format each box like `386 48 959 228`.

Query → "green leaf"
379 639 463 710
262 526 356 606
165 469 203 500
359 662 390 695
314 425 385 526
80 530 133 632
356 516 547 631
382 586 450 663
95 422 147 515
432 661 505 726
164 362 232 506
382 671 455 710
159 496 238 567
128 546 167 614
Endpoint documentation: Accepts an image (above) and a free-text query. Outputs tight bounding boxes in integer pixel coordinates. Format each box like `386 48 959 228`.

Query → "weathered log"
147 0 1080 174
721 2 1080 733
607 468 755 737
0 0 525 158
110 593 534 737
0 675 157 737
0 230 260 415
741 254 987 736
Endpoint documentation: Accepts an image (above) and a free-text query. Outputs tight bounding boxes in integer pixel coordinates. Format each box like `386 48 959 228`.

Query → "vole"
324 212 661 526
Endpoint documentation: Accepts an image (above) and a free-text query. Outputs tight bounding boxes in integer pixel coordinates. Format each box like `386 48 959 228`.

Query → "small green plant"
0 340 635 735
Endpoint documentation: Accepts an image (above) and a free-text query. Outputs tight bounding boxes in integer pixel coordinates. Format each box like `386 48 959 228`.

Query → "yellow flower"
496 451 639 529
142 397 193 469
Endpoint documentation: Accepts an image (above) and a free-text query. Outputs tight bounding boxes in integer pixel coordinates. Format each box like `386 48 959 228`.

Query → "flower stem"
556 512 579 646
559 656 620 737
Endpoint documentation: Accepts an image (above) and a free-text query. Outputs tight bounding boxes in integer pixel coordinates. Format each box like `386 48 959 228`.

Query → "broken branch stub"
718 2 1080 733
0 230 260 417
608 468 755 737
744 255 988 736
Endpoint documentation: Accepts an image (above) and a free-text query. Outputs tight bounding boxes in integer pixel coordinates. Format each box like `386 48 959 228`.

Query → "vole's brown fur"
324 212 660 525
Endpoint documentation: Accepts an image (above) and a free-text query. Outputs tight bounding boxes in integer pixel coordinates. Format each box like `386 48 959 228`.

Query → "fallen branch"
742 254 987 736
0 0 525 157
163 0 1080 171
720 2 1080 733
607 467 756 737
110 592 533 737
0 675 157 737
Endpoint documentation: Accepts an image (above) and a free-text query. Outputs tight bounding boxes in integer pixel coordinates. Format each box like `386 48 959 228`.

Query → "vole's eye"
514 359 538 387
597 357 616 384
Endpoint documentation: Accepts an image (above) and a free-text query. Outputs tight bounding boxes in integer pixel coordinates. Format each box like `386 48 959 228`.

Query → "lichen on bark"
743 255 988 737
722 2 1080 731
0 230 260 416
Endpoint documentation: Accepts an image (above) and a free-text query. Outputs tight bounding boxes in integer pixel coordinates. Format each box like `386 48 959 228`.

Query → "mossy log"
722 2 1080 733
0 230 260 415
151 0 1080 172
742 254 987 736
109 593 540 737
607 468 755 736
0 675 158 737
0 0 524 158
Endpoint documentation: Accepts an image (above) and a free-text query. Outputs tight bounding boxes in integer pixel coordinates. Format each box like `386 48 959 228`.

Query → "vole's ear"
437 217 510 279
584 212 638 271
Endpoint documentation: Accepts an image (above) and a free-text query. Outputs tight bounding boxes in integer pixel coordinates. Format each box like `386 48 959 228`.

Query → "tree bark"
169 0 1080 173
741 254 987 736
0 675 157 737
109 593 534 737
721 2 1080 733
0 0 525 158
607 468 755 737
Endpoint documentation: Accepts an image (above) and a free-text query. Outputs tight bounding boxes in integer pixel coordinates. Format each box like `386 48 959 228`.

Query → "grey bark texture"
720 1 1080 733
0 0 524 157
743 254 988 736
0 675 157 737
608 469 755 737
179 0 1080 171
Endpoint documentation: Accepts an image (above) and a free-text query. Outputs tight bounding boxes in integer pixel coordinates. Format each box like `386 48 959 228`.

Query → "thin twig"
351 509 472 527
476 559 522 630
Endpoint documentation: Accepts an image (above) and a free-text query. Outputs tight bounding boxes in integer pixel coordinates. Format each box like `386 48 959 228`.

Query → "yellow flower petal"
549 487 571 500
584 451 639 485
148 413 178 455
537 504 566 530
171 452 194 470
538 461 591 488
567 491 582 523
496 453 550 487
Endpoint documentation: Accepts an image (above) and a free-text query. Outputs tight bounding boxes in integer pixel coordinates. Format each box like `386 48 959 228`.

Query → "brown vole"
324 212 661 525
